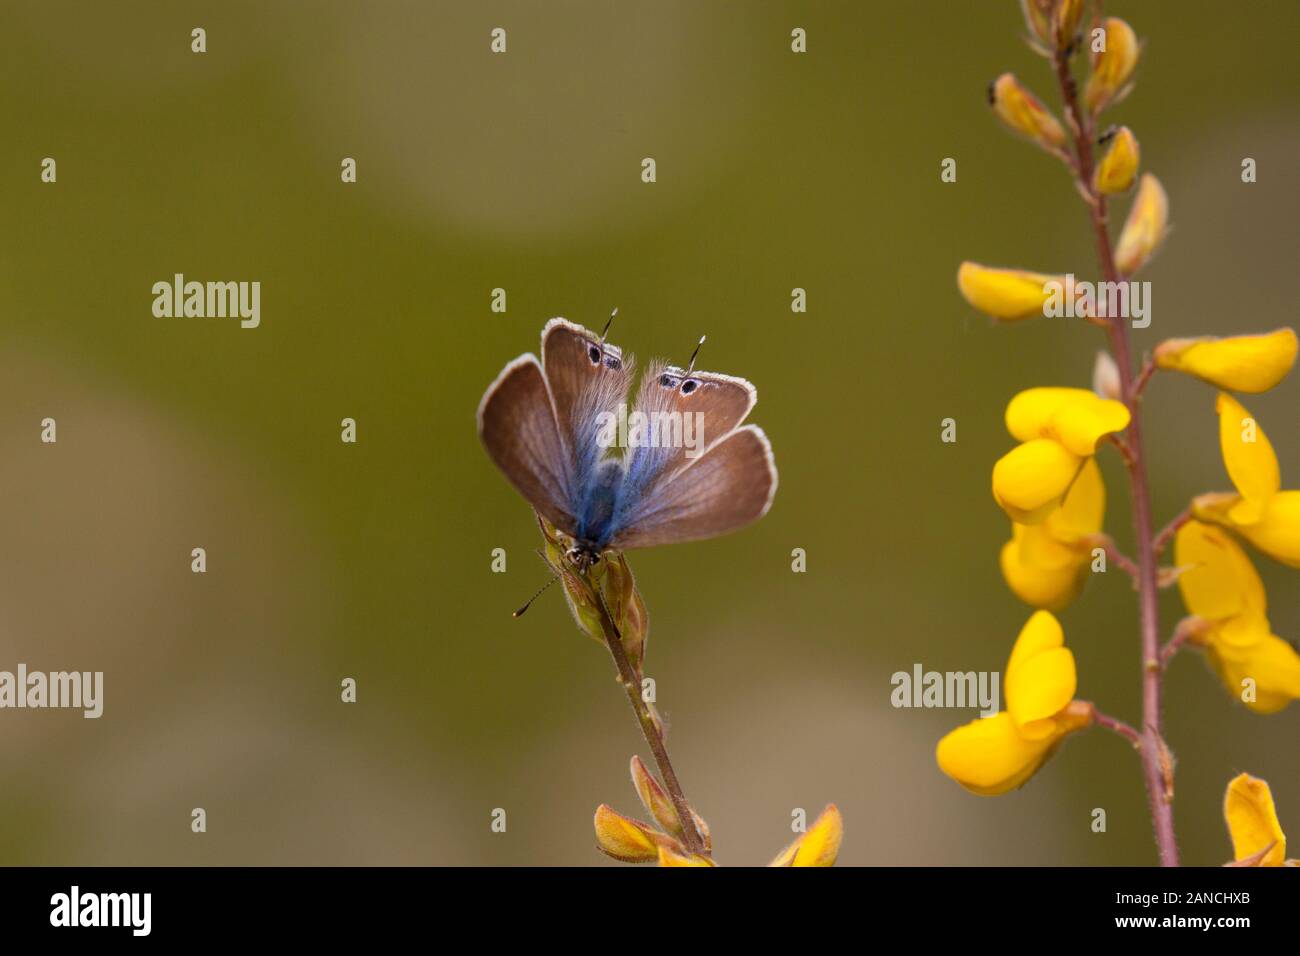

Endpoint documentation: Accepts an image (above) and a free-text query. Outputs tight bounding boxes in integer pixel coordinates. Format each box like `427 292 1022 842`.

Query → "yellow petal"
957 262 1064 322
769 805 843 867
656 845 715 867
988 73 1067 154
1217 393 1280 523
1005 610 1076 738
1224 773 1287 865
1114 173 1168 275
1000 529 1087 611
1046 456 1106 543
1155 328 1298 394
1094 126 1140 194
1005 387 1130 455
1235 491 1300 569
1174 520 1267 621
1207 631 1300 715
1048 395 1132 456
992 440 1085 523
593 805 673 863
936 712 1060 796
1084 17 1139 114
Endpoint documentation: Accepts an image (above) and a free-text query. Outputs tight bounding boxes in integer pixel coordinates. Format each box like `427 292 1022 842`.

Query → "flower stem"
1153 507 1192 556
579 568 708 856
1086 703 1143 749
1053 49 1180 867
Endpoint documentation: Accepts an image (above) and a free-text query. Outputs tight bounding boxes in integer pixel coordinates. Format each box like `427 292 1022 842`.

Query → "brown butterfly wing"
476 354 577 534
626 361 757 488
610 424 777 550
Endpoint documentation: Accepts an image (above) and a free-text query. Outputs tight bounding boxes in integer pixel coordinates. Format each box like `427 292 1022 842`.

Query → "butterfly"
478 317 777 569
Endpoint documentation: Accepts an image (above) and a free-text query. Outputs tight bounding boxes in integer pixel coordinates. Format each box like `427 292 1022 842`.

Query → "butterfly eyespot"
587 345 601 364
681 379 700 395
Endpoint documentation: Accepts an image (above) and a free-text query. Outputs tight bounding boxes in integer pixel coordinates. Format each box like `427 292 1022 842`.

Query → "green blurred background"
1 0 1296 865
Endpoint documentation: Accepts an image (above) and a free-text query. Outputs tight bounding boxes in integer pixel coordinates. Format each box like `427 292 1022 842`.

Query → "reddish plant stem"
1086 703 1143 749
579 568 708 856
1153 507 1192 556
1054 50 1180 867
1161 616 1204 671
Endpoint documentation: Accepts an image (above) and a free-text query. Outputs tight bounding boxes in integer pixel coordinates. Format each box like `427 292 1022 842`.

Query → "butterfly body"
478 318 777 563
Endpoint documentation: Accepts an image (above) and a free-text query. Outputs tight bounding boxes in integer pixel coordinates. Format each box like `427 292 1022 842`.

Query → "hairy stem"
580 569 708 856
1086 702 1143 749
1054 50 1180 867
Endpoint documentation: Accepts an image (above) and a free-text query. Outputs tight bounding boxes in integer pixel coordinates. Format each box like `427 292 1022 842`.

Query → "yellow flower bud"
629 755 683 839
1084 17 1139 114
1092 350 1122 401
1224 773 1288 866
1052 0 1085 50
1113 173 1168 275
1019 0 1054 46
657 846 715 867
593 804 679 863
956 262 1064 322
768 804 843 867
1094 126 1140 194
1155 328 1298 394
988 73 1068 154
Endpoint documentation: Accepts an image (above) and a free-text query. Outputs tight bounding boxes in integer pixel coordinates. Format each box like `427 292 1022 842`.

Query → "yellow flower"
1155 328 1298 394
1223 773 1296 866
1084 17 1139 114
597 756 841 866
992 388 1129 523
1192 394 1300 567
1114 173 1168 275
988 73 1067 155
1000 457 1105 610
768 805 843 867
957 262 1065 322
1175 521 1300 714
1094 126 1140 194
936 611 1092 795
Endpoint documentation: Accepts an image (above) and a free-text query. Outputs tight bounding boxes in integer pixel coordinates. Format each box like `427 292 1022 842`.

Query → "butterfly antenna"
686 334 707 374
513 549 562 618
600 307 618 345
513 573 560 618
